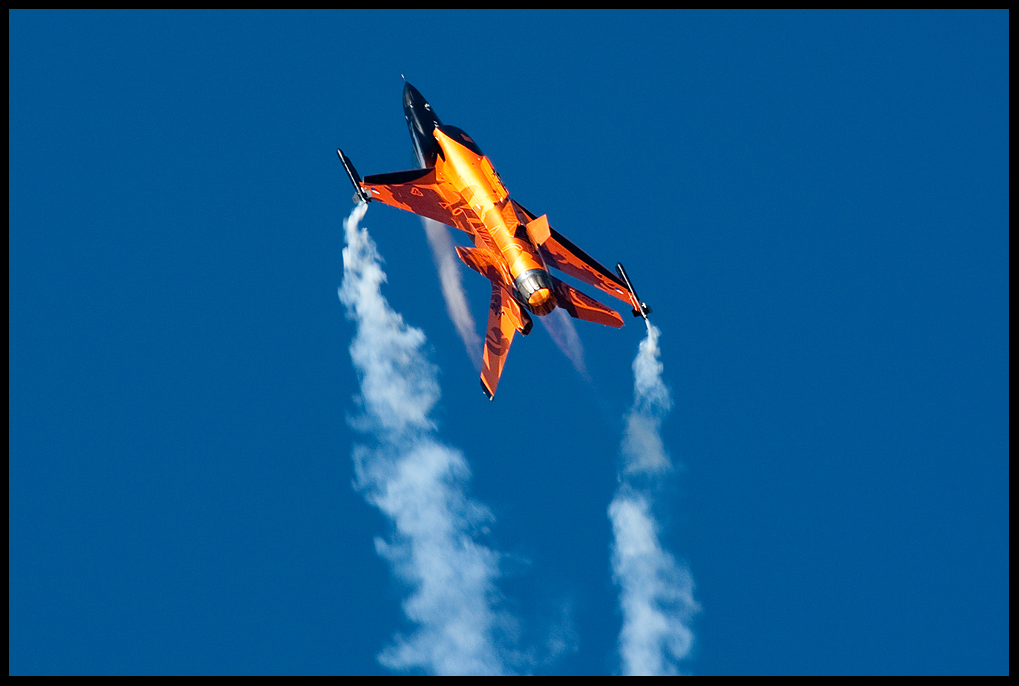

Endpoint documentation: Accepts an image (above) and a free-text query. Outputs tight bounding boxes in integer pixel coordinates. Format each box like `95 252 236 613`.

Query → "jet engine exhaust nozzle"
515 269 558 316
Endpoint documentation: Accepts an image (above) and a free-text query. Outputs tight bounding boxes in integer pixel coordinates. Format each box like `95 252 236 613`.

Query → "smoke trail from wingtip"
421 218 483 370
609 322 698 675
340 204 508 675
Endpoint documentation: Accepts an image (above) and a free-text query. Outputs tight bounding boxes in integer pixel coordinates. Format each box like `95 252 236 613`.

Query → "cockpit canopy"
437 125 484 157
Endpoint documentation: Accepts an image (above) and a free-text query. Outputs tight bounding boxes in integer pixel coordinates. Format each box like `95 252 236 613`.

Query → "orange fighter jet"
338 82 651 399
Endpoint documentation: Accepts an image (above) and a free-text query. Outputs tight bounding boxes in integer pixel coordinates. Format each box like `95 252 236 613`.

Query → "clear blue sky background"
9 11 1008 675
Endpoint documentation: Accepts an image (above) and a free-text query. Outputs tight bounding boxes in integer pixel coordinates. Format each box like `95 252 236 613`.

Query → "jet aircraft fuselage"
338 82 651 398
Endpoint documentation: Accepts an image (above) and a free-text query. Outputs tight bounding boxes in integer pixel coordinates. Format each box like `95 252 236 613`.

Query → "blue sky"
9 11 1008 674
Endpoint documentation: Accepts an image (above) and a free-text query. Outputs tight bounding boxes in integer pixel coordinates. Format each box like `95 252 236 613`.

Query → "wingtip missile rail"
615 262 652 321
337 149 371 204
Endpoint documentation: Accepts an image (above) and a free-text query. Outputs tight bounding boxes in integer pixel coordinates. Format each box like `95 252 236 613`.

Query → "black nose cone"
403 81 444 167
403 81 427 112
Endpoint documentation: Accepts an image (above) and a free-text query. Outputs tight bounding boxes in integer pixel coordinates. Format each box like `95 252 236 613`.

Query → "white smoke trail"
539 307 588 378
421 218 483 370
609 323 699 675
339 204 509 675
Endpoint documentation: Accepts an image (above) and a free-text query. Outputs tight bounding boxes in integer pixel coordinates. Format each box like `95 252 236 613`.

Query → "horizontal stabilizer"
552 276 625 328
509 200 632 308
455 246 507 284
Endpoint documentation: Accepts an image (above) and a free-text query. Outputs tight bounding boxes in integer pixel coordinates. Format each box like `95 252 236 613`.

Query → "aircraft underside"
337 82 651 399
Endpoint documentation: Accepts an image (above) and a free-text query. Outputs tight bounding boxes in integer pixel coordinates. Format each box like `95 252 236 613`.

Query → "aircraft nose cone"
403 81 428 112
403 81 440 122
402 81 443 167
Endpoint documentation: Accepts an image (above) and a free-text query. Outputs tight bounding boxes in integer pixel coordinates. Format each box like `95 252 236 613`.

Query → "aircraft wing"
360 168 460 228
510 200 632 308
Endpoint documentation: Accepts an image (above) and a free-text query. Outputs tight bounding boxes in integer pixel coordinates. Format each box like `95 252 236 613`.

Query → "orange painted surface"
357 124 632 398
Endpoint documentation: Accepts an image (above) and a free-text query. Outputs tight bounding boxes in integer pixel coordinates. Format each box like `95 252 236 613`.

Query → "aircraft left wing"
336 150 458 228
360 168 458 228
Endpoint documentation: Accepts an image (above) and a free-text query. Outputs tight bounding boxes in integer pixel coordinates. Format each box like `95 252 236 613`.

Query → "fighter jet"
338 82 651 399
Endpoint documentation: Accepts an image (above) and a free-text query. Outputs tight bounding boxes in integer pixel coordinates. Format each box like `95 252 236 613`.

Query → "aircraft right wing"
510 200 633 308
